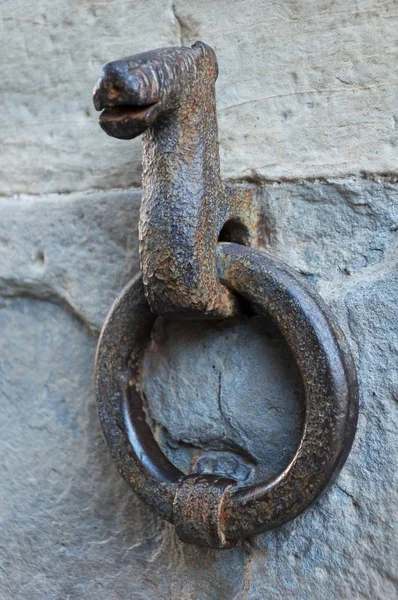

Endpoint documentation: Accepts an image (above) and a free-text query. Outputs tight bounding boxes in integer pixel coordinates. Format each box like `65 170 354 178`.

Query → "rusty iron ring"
95 242 358 549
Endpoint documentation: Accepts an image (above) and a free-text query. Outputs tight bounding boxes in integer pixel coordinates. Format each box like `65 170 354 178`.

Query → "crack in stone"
228 172 398 186
0 175 397 201
335 484 360 508
140 382 257 477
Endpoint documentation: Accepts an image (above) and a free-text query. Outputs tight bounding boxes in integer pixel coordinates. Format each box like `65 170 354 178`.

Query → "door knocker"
93 42 358 549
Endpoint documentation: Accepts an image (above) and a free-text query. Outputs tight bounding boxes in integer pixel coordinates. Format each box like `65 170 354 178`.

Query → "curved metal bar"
95 275 181 523
95 244 358 546
216 243 358 541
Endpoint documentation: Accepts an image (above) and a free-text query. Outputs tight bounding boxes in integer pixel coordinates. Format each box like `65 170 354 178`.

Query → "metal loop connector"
173 475 237 549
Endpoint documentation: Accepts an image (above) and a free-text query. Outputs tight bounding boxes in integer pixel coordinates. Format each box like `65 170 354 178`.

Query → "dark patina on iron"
93 42 263 319
94 43 358 549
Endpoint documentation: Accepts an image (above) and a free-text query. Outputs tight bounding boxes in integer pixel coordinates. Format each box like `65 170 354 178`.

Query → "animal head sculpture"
93 42 218 140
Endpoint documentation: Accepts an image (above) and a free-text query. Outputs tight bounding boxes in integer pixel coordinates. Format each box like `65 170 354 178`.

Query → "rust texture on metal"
173 474 238 549
93 42 263 319
216 243 358 539
93 43 358 549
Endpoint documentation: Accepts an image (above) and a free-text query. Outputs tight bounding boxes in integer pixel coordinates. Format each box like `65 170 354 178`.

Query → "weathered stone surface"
1 1 397 195
0 0 179 195
2 2 397 595
142 316 304 485
0 298 247 600
174 0 398 181
0 189 141 333
1 179 397 598
259 178 398 285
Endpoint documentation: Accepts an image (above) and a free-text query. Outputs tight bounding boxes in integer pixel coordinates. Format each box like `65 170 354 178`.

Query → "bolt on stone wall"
1 1 398 599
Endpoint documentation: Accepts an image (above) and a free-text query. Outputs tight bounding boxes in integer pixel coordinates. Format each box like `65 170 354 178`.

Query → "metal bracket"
94 42 263 318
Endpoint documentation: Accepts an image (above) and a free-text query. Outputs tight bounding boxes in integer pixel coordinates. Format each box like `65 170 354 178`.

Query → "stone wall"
1 2 397 599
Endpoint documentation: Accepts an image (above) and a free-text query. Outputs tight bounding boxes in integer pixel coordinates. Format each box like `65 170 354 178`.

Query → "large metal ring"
95 242 358 549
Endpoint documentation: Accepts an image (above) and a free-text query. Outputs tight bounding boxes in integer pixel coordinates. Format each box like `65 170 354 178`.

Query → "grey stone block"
1 1 397 194
1 179 397 598
0 189 141 333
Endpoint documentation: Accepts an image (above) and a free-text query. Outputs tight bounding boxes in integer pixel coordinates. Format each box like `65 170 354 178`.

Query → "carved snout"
93 60 161 140
93 43 220 141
